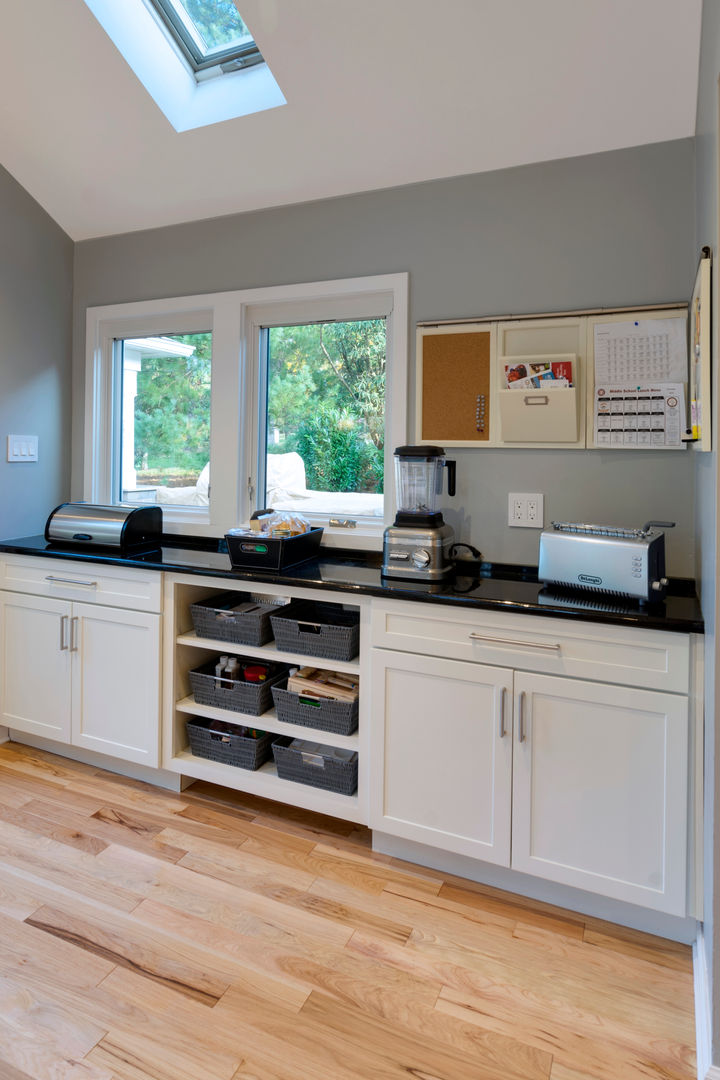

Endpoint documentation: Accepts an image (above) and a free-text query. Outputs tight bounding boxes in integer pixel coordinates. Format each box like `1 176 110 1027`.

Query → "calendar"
593 318 688 450
594 319 687 384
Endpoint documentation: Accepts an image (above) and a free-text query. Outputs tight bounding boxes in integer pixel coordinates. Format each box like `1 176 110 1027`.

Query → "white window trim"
83 274 408 549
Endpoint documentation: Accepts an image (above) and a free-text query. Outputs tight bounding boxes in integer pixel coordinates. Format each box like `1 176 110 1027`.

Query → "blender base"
381 522 455 581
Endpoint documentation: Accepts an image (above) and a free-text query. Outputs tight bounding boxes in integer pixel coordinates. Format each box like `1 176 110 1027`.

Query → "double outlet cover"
508 492 544 528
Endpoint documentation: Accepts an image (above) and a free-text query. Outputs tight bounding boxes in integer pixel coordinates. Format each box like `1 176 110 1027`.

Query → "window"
84 275 408 545
262 319 386 519
119 333 212 508
82 0 284 131
148 0 263 76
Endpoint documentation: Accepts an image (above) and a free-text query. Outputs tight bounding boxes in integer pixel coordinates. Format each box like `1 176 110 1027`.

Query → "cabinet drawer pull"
518 691 527 743
70 616 79 652
469 632 561 652
499 686 507 738
60 614 69 651
45 575 98 588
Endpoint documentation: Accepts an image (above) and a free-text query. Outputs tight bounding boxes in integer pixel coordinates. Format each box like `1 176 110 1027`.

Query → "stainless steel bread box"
45 503 162 552
538 521 674 603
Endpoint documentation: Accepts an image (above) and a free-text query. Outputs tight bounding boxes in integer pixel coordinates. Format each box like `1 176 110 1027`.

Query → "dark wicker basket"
189 659 288 716
186 717 272 770
271 685 358 736
270 601 360 661
190 592 284 647
272 736 358 795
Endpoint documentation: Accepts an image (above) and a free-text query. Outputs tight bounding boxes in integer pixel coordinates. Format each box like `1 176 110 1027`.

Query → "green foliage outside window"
268 319 386 493
134 333 211 481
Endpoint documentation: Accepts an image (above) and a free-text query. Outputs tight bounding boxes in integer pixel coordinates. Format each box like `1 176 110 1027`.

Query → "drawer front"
0 556 162 613
370 599 690 693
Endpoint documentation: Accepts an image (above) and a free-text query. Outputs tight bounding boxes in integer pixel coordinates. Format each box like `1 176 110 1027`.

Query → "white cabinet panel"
511 672 688 915
72 603 160 767
0 555 162 612
0 591 72 741
370 599 690 693
370 649 512 864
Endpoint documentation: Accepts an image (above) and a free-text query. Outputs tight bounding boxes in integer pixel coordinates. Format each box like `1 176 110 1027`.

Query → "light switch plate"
7 435 39 462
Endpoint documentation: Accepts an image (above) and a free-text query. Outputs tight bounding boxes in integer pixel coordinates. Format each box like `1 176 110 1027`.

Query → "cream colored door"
71 602 161 767
370 649 513 864
511 671 688 916
0 590 72 741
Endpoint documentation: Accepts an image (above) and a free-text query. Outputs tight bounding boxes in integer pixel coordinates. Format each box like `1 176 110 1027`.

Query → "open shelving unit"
162 572 370 823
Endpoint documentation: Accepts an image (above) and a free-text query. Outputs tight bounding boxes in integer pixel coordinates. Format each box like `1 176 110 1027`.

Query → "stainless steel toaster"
45 503 162 552
538 521 675 602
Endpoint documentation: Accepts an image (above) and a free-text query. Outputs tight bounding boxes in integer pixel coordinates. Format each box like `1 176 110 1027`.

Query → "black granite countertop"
0 534 703 634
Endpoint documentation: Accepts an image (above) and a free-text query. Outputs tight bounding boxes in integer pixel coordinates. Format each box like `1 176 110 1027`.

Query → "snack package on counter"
264 511 312 537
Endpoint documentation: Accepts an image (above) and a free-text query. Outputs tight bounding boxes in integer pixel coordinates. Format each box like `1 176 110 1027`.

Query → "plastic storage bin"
190 591 286 647
189 658 289 715
269 601 360 661
272 736 358 795
225 528 323 570
271 685 358 736
186 717 272 770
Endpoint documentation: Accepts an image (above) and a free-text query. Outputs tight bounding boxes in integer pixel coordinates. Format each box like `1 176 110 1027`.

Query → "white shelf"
175 694 359 750
170 749 363 822
176 631 361 673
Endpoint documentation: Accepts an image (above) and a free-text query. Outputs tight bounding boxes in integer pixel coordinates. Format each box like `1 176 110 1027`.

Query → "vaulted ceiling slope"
0 0 703 241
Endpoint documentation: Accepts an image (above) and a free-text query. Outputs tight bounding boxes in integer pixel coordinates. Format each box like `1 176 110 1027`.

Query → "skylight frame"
148 0 264 74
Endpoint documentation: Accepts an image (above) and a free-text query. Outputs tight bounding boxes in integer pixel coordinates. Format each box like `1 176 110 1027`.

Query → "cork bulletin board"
419 329 492 442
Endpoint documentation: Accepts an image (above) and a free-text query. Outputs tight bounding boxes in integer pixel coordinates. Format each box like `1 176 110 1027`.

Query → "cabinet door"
0 590 72 741
511 672 688 915
71 602 160 767
370 649 513 864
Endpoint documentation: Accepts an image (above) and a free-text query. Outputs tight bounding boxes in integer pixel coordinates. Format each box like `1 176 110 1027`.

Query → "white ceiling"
0 0 703 241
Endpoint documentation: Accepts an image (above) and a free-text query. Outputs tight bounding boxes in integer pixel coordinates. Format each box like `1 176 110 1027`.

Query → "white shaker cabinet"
370 599 694 917
0 556 162 767
370 649 512 864
70 601 160 765
510 672 688 915
0 591 72 742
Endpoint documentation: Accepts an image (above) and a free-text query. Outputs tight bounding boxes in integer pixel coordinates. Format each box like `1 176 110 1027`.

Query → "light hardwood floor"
0 742 696 1080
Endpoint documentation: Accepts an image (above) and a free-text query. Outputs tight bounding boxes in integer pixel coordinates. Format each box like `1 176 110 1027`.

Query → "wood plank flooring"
0 742 696 1080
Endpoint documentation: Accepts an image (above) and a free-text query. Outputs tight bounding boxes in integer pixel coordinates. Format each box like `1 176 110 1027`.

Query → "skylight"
149 0 263 76
82 0 285 132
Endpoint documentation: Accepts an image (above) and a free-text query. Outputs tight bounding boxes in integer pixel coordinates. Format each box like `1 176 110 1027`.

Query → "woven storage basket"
189 659 288 716
271 685 358 736
186 717 272 770
272 736 358 795
190 592 284 647
270 601 360 661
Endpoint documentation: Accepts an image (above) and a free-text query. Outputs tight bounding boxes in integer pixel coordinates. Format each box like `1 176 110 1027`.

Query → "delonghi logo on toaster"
578 574 603 585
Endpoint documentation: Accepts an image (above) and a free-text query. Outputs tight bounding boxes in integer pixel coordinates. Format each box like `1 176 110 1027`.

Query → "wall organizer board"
689 247 712 452
417 292 709 452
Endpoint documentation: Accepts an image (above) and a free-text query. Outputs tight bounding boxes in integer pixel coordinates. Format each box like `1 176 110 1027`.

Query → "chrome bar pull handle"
45 575 98 588
469 633 560 652
70 616 79 652
499 686 507 738
518 691 527 743
60 615 69 651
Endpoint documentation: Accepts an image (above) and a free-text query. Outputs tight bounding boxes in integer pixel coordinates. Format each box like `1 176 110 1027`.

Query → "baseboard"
693 927 720 1080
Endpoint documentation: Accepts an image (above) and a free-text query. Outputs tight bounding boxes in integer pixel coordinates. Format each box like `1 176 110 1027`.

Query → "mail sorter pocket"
497 387 579 444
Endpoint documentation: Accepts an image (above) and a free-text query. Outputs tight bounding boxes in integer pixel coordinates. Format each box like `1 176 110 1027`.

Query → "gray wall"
0 165 73 539
695 0 720 1063
72 139 697 571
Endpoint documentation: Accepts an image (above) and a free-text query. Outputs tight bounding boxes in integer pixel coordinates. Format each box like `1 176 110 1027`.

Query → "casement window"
84 274 408 544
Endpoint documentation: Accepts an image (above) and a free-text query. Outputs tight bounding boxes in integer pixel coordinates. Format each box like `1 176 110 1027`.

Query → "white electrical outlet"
508 492 544 528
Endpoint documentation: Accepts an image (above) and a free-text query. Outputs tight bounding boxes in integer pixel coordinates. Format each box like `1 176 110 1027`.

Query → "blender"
382 445 456 580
